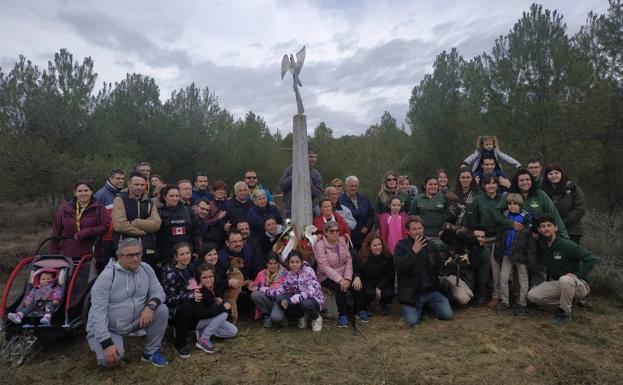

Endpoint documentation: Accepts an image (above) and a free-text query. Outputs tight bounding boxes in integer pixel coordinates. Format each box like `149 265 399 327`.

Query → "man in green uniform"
527 214 598 325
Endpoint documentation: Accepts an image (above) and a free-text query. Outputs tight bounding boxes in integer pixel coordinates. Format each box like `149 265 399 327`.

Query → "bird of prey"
281 46 307 115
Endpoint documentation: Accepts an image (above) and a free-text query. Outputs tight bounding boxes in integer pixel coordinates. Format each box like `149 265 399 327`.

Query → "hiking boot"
174 345 191 359
512 305 527 316
495 302 510 311
311 315 323 332
379 303 390 316
262 315 273 328
195 337 216 353
355 311 370 323
551 308 572 326
141 350 168 367
338 315 349 328
298 314 309 329
7 312 23 324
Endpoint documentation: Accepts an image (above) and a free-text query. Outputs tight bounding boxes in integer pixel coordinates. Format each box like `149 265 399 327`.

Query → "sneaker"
7 312 23 324
311 315 323 332
551 308 572 326
495 302 510 311
379 304 390 316
355 311 370 323
195 337 216 353
298 314 309 329
338 315 349 328
40 314 51 326
129 329 147 337
512 305 527 316
174 345 191 359
262 315 273 328
141 351 168 367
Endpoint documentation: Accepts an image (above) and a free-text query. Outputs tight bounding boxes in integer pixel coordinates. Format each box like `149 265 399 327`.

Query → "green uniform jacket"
408 192 452 237
538 236 598 281
543 182 586 237
466 193 503 236
493 190 569 239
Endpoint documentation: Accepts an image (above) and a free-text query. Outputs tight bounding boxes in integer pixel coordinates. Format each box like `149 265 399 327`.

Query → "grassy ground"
1 203 622 385
2 298 622 385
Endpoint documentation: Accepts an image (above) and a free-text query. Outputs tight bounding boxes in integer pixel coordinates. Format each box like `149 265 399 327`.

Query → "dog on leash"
224 257 248 324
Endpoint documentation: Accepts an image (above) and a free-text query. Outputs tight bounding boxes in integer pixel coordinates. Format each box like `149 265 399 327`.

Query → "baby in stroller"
7 268 63 326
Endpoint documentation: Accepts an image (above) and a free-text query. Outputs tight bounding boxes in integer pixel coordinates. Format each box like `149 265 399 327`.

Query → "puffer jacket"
50 197 108 259
313 237 353 284
542 181 586 237
260 262 325 307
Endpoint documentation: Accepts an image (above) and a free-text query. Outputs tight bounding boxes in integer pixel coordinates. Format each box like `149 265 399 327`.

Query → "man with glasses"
86 238 168 367
244 170 273 203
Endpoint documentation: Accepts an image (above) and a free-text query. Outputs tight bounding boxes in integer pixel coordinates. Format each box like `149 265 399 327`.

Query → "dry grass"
1 298 622 385
1 203 622 385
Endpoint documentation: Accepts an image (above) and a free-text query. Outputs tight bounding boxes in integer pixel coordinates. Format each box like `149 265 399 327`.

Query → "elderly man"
338 175 374 250
527 214 598 325
221 181 255 232
86 238 168 367
178 179 194 207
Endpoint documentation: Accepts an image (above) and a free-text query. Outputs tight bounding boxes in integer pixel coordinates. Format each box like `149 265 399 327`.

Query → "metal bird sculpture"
281 46 306 114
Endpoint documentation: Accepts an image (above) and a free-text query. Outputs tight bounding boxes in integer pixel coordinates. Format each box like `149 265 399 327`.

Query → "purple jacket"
260 263 324 307
50 198 109 259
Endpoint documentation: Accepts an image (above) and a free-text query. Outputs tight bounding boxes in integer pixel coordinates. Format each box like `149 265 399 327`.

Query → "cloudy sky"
0 0 608 136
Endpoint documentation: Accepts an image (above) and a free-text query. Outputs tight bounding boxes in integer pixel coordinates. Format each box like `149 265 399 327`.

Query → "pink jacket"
378 212 407 253
313 237 353 284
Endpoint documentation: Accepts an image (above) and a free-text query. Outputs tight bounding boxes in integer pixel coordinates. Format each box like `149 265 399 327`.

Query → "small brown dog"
225 257 247 324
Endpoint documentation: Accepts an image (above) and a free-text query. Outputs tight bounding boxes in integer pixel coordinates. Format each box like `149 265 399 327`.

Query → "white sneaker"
129 329 147 337
311 315 322 332
298 314 309 329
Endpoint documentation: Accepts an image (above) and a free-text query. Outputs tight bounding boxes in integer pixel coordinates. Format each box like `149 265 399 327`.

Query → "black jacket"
394 237 443 306
353 252 395 289
194 285 227 320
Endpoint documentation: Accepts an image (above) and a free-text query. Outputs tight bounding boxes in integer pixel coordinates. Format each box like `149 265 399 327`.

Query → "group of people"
7 136 598 368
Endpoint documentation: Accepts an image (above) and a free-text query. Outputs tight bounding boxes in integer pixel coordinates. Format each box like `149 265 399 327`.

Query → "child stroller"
0 237 97 366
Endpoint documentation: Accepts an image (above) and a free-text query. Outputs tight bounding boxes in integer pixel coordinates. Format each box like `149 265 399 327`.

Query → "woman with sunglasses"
375 171 409 214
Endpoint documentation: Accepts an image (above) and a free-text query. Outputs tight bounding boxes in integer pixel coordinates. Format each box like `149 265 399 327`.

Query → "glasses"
334 184 342 188
245 176 257 180
326 229 340 233
197 206 210 212
122 252 142 259
386 177 397 181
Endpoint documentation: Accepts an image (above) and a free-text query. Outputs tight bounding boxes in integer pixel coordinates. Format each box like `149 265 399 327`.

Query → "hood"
33 267 59 288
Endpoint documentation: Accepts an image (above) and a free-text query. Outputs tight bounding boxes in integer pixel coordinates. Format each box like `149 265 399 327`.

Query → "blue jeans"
401 291 453 326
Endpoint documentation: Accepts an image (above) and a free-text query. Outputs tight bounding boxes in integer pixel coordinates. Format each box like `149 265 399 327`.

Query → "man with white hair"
220 181 255 232
339 175 375 250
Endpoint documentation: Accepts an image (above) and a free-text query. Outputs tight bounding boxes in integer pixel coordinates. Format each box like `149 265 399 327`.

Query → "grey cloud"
56 10 192 69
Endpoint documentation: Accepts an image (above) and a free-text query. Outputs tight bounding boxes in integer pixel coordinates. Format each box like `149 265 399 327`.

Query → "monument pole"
281 46 312 237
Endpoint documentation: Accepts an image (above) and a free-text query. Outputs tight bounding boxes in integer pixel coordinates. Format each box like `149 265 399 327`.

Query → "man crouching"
527 215 598 325
394 215 453 326
86 238 169 367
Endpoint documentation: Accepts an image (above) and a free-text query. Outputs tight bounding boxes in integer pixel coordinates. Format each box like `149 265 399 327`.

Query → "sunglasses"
386 177 397 181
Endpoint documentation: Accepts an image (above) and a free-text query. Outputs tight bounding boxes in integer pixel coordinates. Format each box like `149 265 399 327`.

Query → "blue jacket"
221 198 255 228
94 181 122 208
247 203 283 235
338 192 375 247
191 189 213 204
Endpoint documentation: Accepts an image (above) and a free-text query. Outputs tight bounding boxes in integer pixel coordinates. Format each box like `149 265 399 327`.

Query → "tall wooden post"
291 114 312 233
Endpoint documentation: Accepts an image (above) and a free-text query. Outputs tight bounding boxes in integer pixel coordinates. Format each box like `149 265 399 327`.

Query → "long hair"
509 168 538 197
378 171 398 208
357 231 390 265
451 166 477 195
477 135 498 149
542 162 570 195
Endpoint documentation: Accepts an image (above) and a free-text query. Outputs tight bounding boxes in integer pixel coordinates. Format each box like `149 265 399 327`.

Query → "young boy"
7 268 63 325
494 193 537 315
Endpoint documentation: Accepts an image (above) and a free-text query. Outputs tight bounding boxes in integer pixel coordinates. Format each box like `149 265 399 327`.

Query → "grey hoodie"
86 258 165 344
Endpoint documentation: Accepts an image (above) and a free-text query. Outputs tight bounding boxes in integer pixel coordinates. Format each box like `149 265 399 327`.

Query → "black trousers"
352 281 394 312
321 278 348 316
